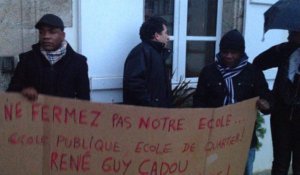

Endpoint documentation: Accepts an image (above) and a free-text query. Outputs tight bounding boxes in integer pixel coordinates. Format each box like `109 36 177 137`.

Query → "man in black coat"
7 14 90 100
123 16 171 107
193 29 272 175
253 31 300 175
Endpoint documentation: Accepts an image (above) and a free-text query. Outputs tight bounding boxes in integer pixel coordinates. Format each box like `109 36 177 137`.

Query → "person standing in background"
194 29 272 175
253 31 300 175
7 14 90 101
123 16 172 107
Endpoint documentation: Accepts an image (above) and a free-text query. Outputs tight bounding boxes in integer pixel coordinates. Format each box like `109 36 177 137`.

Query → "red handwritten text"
198 114 232 130
181 142 196 153
8 132 48 145
138 116 184 132
50 150 91 172
4 101 22 121
135 141 172 155
205 128 245 152
139 159 188 175
101 157 131 175
31 103 101 127
112 113 132 129
56 135 121 152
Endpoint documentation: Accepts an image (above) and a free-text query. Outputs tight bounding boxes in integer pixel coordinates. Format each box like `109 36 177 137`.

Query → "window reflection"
186 41 215 77
144 0 219 79
144 0 174 35
187 0 218 36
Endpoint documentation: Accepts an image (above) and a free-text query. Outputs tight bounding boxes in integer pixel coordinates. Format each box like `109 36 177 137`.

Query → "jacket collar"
146 40 166 52
32 42 75 65
32 42 74 56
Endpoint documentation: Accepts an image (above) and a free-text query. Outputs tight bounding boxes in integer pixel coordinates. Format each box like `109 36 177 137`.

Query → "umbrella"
264 0 300 33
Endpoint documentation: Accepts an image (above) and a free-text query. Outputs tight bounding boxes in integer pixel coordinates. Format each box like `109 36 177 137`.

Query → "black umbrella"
264 0 300 33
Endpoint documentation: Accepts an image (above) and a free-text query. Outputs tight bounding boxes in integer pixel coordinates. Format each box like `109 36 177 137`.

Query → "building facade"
0 0 287 173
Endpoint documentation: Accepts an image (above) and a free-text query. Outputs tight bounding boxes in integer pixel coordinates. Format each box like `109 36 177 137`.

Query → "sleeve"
123 48 152 106
6 54 27 92
253 44 283 70
75 57 90 100
254 67 274 114
193 68 209 107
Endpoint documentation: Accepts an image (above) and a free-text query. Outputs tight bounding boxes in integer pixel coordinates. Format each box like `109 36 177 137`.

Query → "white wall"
79 0 143 103
244 0 287 172
64 0 79 51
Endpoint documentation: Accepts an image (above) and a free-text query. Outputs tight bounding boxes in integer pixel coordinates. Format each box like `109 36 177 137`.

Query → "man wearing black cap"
193 29 272 175
253 31 300 175
7 14 90 100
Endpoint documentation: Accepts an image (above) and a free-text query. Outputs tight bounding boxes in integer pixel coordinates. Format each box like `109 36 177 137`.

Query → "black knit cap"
220 29 245 53
35 14 64 31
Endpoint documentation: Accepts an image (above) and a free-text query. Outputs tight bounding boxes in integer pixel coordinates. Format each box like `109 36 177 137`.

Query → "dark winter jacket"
123 41 172 107
253 42 300 121
193 62 272 148
7 43 90 100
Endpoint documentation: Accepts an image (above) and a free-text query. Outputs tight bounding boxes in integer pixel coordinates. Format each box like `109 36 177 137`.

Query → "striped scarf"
288 48 300 82
216 53 248 105
41 40 67 65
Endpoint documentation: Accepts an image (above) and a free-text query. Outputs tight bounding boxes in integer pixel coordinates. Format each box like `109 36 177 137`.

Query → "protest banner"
0 92 258 175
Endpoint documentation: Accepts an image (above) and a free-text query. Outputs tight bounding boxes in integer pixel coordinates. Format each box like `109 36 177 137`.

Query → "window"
145 0 174 35
145 0 222 83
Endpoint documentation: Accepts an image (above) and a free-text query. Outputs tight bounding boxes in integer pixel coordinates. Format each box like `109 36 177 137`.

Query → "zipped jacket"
123 41 172 107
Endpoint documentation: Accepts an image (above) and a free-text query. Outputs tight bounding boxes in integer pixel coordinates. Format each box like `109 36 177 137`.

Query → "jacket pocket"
206 81 226 96
236 81 254 98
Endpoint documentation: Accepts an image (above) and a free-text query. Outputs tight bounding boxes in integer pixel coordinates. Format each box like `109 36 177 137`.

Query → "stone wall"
0 0 72 91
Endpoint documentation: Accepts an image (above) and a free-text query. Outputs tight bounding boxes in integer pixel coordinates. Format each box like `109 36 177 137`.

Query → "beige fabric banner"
0 92 258 175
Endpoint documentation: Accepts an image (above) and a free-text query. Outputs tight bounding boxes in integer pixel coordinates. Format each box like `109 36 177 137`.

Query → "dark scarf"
216 53 248 105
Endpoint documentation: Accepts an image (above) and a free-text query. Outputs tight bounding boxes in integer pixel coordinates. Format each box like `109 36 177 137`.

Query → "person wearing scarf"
193 29 272 175
7 14 90 101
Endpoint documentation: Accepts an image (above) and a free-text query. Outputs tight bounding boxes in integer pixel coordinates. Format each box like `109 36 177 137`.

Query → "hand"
256 99 270 111
21 87 38 101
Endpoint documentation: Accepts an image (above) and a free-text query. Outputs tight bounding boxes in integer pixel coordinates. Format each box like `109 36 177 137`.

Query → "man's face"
220 50 242 68
39 26 65 51
154 24 169 47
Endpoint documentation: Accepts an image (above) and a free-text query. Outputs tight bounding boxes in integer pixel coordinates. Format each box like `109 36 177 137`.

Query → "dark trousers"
271 116 300 175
